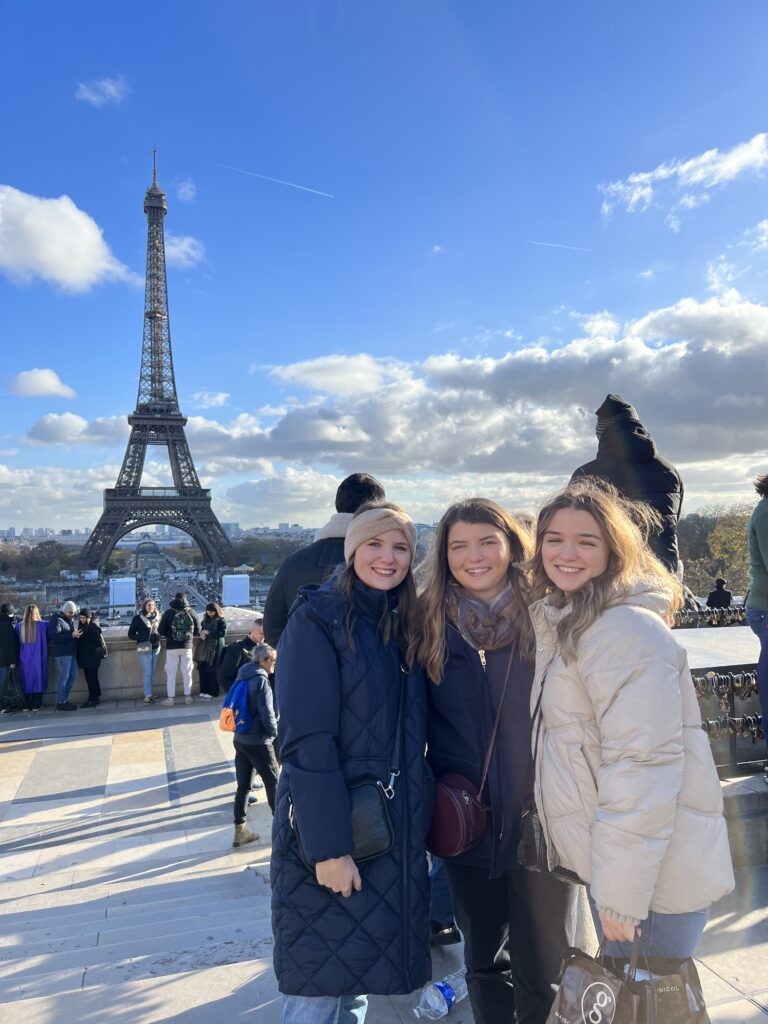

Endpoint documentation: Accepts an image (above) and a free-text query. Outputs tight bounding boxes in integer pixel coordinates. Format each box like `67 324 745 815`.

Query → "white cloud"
190 389 230 409
165 233 206 268
176 178 197 203
75 74 130 107
11 368 76 399
0 186 139 292
745 218 768 252
0 461 121 527
638 268 655 280
267 353 411 397
25 413 128 446
431 244 445 255
600 132 768 229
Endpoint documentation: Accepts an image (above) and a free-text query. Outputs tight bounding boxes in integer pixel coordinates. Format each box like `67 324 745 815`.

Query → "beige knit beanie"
344 505 417 565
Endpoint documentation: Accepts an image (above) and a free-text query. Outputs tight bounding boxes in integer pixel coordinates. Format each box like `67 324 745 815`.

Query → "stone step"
0 925 275 1004
0 914 274 991
0 892 264 952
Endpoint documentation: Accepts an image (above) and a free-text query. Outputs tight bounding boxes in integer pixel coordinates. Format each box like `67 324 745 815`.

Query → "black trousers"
233 740 279 821
24 692 43 710
83 666 102 702
198 663 219 697
445 860 579 1024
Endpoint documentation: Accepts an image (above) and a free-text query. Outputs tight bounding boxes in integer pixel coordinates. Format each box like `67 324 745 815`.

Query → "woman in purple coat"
16 604 49 711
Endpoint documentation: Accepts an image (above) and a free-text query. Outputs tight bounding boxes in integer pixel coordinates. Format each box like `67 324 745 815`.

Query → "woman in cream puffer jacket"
527 481 734 962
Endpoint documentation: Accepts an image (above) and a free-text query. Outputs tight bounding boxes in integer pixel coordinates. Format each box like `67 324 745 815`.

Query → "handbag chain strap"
477 646 516 797
382 662 408 800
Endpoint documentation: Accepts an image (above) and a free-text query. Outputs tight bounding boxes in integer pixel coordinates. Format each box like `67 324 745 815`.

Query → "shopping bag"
633 957 711 1024
546 939 640 1024
0 668 24 712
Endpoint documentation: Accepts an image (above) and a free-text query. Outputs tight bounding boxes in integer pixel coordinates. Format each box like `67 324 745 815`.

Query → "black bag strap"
382 663 408 799
477 645 516 796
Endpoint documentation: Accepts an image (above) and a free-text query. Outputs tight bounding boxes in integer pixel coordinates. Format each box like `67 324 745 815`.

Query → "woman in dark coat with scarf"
271 502 432 1024
195 602 227 699
76 609 107 708
418 498 578 1024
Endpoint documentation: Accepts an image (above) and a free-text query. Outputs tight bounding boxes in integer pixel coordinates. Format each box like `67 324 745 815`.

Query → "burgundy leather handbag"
427 650 514 859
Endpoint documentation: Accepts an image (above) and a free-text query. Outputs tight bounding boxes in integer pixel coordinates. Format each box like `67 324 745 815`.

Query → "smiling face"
541 508 610 594
446 520 512 602
353 529 412 591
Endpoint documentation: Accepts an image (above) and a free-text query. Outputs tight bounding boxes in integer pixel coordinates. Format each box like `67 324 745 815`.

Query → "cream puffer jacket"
529 582 734 926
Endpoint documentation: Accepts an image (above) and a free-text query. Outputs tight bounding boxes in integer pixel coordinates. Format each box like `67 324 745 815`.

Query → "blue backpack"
219 678 253 733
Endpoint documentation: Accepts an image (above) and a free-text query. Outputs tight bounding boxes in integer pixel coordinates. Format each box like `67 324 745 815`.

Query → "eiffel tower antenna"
80 157 233 573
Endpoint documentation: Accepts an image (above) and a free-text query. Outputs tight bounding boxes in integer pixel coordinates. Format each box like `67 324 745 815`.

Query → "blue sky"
1 1 768 530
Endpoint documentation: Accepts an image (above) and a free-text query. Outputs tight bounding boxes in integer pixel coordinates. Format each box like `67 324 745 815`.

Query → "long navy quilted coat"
271 578 432 997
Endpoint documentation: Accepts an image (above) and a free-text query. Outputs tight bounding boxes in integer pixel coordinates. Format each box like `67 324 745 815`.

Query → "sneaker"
184 696 194 705
161 697 175 707
247 793 258 805
197 692 212 700
56 702 77 712
430 921 462 946
31 707 40 714
80 700 99 709
143 696 153 705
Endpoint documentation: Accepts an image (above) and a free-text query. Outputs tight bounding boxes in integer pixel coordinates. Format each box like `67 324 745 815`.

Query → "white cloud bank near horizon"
7 276 767 528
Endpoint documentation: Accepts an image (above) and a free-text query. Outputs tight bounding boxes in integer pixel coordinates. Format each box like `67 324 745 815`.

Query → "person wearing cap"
76 609 108 709
264 472 385 648
271 501 431 1023
50 600 80 711
571 394 684 574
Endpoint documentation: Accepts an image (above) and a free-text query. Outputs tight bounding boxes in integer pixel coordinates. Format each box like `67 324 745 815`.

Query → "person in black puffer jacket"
271 502 431 1024
231 643 280 848
76 609 107 708
571 395 684 573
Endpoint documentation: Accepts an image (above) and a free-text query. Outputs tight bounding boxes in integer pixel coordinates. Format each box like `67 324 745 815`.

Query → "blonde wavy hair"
417 498 535 682
21 604 41 645
528 479 683 663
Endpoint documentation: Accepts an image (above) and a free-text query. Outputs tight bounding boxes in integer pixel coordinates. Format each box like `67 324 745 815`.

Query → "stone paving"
0 702 766 1023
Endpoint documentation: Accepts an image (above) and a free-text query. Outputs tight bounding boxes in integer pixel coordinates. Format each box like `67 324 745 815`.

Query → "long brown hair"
335 500 420 667
21 604 41 645
528 479 683 663
417 498 535 682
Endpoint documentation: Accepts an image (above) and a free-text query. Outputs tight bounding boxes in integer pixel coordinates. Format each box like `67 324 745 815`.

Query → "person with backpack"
76 609 108 708
226 642 279 848
158 592 200 706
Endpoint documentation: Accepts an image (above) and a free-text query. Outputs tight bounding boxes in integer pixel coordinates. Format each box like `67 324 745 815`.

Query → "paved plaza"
0 703 766 1023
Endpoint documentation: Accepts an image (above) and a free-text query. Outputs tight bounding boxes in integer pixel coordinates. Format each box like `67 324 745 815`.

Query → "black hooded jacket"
0 611 19 668
572 418 684 571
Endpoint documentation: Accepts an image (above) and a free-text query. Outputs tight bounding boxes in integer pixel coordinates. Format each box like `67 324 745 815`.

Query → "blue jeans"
55 656 78 703
589 894 708 960
429 855 456 926
137 649 160 698
281 994 367 1024
746 608 768 753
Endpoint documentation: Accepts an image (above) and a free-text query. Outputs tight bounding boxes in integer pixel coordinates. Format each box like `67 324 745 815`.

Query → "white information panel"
221 574 250 607
109 577 137 615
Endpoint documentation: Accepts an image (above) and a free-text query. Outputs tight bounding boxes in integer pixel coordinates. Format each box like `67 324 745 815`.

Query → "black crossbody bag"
290 664 407 870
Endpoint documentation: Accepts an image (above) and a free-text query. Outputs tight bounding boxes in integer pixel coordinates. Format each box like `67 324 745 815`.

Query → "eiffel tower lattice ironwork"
80 158 233 572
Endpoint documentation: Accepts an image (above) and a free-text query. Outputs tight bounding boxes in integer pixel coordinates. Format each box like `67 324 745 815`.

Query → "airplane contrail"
210 160 334 198
525 239 592 252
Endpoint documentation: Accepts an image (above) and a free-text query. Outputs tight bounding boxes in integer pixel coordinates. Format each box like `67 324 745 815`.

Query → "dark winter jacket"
217 637 257 691
271 578 432 997
127 611 161 650
76 623 108 669
427 623 535 877
158 598 200 650
195 614 227 663
706 586 732 609
232 662 277 746
571 420 684 572
49 612 76 658
264 516 350 647
0 612 20 668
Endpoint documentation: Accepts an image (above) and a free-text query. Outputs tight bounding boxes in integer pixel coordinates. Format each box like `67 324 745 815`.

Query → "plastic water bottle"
413 967 468 1018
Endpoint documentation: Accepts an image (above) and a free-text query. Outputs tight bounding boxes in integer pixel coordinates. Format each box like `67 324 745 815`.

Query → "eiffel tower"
80 156 233 573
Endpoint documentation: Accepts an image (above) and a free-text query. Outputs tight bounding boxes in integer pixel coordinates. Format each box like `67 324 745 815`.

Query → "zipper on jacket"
478 648 486 669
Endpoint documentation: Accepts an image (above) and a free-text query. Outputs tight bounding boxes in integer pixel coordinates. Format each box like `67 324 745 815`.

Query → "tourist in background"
217 614 264 693
706 577 732 609
196 602 227 700
128 598 162 704
231 642 279 848
264 472 385 647
271 502 430 1024
418 498 577 1024
0 603 19 694
76 609 108 709
746 471 768 783
50 600 80 712
527 480 733 970
16 604 48 712
158 592 200 706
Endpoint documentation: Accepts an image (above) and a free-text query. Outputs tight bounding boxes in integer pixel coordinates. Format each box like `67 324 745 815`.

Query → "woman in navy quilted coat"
271 502 432 1024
